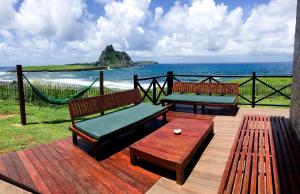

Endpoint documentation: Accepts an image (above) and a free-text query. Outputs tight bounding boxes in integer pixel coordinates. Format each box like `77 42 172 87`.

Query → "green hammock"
23 75 98 105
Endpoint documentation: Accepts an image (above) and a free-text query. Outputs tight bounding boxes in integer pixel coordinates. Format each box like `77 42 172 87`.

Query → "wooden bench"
218 115 300 194
68 89 168 159
161 82 239 115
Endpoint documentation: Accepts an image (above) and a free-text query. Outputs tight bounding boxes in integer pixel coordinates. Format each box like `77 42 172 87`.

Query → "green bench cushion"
74 103 166 140
162 94 237 104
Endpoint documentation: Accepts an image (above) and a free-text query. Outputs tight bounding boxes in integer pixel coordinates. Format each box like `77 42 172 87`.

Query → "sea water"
0 62 293 89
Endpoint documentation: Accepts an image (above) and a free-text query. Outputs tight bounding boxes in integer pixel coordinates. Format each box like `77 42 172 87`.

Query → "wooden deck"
0 138 160 194
0 107 290 194
147 108 289 194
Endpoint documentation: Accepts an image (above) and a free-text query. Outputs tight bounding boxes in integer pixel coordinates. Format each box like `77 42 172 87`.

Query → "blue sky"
0 0 296 66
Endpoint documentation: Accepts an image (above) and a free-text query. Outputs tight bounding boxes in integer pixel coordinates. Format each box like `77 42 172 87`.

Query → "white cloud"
14 0 89 40
0 0 16 28
153 0 296 58
0 0 297 66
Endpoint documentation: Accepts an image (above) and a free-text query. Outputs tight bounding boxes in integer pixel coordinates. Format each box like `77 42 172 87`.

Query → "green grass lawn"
0 77 292 154
20 63 104 72
0 100 70 154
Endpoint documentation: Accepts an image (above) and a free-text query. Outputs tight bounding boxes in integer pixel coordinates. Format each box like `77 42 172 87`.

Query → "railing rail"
134 71 292 107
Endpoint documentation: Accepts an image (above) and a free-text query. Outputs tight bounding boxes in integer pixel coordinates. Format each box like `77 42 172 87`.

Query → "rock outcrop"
98 45 134 68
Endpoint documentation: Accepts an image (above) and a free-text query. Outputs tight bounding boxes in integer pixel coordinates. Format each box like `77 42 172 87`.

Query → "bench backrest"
172 82 238 95
68 89 142 120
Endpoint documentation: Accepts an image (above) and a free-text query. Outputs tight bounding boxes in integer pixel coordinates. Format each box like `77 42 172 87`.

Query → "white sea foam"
43 78 151 90
0 72 6 76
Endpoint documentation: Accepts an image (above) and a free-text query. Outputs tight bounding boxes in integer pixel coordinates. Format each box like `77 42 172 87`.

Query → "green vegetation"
134 61 159 65
229 77 291 106
0 100 70 154
0 76 291 154
15 63 103 72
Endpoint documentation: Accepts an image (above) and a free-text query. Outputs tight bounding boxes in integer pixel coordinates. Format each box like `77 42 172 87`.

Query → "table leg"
130 150 137 165
176 163 184 185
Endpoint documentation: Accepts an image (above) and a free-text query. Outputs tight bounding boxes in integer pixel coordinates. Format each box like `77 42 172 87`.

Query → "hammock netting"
23 75 98 105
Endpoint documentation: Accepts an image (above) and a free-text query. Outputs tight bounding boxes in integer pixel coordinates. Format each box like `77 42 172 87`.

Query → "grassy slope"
0 100 70 154
228 77 291 105
22 63 100 72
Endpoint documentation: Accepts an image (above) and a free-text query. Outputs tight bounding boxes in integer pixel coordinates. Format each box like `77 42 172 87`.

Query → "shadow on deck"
0 107 290 194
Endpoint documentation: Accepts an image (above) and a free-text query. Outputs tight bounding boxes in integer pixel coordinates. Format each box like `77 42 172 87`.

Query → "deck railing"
134 71 292 107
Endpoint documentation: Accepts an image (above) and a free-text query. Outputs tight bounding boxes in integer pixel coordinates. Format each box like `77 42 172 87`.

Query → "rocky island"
98 45 134 68
12 45 158 72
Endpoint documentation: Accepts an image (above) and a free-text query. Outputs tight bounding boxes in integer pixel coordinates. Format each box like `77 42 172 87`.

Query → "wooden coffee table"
129 118 214 184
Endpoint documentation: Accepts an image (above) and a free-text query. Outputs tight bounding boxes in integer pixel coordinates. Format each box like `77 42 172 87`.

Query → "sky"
0 0 297 66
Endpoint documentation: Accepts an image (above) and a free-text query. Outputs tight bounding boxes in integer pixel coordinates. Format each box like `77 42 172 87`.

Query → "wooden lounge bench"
161 82 239 115
218 115 300 194
68 89 168 159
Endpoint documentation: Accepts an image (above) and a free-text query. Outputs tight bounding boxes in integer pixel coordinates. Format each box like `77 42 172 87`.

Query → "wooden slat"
250 116 258 194
56 140 143 194
258 116 265 194
8 152 36 191
2 154 21 183
0 156 8 176
218 114 296 194
241 116 255 194
24 149 64 194
52 141 118 194
217 115 247 194
268 117 280 194
264 116 273 194
46 144 100 194
233 116 251 194
17 151 51 194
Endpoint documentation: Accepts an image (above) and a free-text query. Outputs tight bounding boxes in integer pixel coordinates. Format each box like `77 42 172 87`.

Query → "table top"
130 118 213 164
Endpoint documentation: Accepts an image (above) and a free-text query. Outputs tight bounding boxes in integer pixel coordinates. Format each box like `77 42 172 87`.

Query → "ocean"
0 62 293 89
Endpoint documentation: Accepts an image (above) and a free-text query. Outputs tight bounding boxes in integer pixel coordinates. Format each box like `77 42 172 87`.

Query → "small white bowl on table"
173 128 182 135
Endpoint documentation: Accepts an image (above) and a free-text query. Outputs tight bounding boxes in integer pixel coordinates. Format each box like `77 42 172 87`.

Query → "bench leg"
72 133 78 146
230 105 235 116
176 163 185 185
163 112 167 123
193 105 197 114
201 105 205 114
93 144 99 160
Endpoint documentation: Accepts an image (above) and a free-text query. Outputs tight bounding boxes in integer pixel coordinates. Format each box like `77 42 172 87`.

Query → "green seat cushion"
162 94 237 104
74 103 166 140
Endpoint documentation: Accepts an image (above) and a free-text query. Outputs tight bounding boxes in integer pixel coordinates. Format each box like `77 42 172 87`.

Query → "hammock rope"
23 75 98 105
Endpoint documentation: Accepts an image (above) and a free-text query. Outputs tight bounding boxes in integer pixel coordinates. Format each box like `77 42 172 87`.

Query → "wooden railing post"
152 79 156 105
209 76 212 96
134 75 138 89
252 72 256 108
99 71 104 115
167 71 173 95
16 65 26 125
99 71 104 96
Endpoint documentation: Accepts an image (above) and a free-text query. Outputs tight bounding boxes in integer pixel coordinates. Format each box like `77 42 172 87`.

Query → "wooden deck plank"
2 154 21 183
24 149 64 194
17 151 51 194
56 139 143 194
38 144 88 194
53 141 119 194
0 156 8 176
31 147 75 194
8 152 36 191
46 144 100 194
